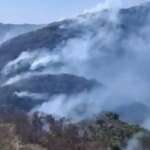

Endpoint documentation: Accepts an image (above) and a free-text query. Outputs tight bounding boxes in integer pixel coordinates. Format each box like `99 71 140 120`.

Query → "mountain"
0 2 149 79
0 21 101 111
0 2 150 150
0 0 150 132
0 20 82 70
0 74 99 111
0 2 150 121
0 2 150 65
0 23 43 44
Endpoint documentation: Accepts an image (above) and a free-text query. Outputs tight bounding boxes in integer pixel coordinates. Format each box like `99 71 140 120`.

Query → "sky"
0 0 100 24
0 0 149 24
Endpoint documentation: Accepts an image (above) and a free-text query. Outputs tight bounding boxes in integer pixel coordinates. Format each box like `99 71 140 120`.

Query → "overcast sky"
0 0 149 24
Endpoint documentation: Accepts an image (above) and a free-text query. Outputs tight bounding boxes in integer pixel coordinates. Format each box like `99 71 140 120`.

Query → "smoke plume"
1 1 150 126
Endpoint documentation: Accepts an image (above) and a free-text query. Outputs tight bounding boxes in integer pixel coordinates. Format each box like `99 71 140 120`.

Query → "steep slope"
0 2 150 150
0 74 99 111
0 2 149 79
0 2 150 123
0 20 83 70
0 3 150 67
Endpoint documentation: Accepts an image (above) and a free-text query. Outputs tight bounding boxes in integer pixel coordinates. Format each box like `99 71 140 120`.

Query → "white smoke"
14 91 48 101
124 133 150 150
125 134 142 150
34 89 105 122
1 49 61 76
34 1 150 124
2 51 36 75
84 0 150 13
1 37 92 86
